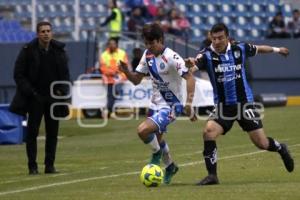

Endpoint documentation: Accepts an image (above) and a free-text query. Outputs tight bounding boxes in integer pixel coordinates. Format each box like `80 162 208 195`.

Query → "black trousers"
26 98 59 169
107 84 115 113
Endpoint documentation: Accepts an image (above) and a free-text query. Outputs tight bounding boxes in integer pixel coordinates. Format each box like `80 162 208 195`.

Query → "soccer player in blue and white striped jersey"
119 22 197 184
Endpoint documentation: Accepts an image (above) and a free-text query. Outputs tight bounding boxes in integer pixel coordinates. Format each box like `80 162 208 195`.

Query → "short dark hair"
107 37 118 47
36 21 52 33
142 22 164 42
210 23 229 36
108 37 117 43
293 9 299 14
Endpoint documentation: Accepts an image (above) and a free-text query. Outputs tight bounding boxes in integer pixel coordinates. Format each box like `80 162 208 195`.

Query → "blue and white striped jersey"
136 47 188 113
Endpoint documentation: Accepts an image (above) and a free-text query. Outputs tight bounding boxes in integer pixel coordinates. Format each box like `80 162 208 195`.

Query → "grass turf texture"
0 106 299 200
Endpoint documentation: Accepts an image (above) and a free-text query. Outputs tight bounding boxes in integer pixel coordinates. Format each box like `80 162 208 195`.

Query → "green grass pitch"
0 106 299 200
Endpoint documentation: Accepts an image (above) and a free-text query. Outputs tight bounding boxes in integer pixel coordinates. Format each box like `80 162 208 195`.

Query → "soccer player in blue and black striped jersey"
185 23 294 185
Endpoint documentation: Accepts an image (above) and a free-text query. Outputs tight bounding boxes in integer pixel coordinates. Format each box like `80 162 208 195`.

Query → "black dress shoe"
29 168 39 175
45 166 59 174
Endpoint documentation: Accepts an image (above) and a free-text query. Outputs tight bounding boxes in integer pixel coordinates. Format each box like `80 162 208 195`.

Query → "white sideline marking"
0 167 108 184
0 172 139 196
0 144 299 196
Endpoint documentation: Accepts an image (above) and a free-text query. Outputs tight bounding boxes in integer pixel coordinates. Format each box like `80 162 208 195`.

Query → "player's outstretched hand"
118 60 129 73
184 57 196 69
184 105 197 122
279 47 289 57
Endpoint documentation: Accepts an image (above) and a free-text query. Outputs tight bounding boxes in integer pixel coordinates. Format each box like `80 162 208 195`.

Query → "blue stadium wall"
0 40 300 104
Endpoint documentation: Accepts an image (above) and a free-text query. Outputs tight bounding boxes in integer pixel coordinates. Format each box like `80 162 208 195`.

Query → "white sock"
161 143 173 167
146 134 160 153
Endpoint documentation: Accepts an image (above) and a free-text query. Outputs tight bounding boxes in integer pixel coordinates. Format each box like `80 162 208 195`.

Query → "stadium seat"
206 16 218 27
10 20 21 30
6 32 17 42
265 4 278 17
88 17 96 27
250 16 265 29
236 16 249 29
15 4 31 18
220 16 232 26
178 4 187 13
80 18 96 30
202 3 218 17
219 4 233 16
37 4 50 18
191 16 202 27
235 3 248 16
0 34 8 42
193 28 202 38
22 31 35 42
53 17 62 28
64 17 72 27
0 20 21 31
190 28 203 42
191 4 201 14
235 28 247 40
96 4 105 13
59 4 74 17
249 29 260 38
281 4 292 17
14 32 24 42
81 3 101 17
250 3 265 17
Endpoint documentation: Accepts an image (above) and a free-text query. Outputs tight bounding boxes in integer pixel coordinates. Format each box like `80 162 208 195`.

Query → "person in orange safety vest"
99 38 128 117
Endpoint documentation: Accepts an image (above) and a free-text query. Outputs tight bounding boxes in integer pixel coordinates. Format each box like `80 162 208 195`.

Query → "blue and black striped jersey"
196 42 257 105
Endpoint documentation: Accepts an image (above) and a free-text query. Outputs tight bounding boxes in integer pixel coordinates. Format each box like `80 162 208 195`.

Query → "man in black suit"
10 21 70 175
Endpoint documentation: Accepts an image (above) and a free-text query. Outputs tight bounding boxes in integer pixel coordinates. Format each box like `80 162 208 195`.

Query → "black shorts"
208 103 263 134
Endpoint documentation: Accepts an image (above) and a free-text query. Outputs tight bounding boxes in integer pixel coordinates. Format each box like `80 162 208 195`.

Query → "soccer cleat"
164 163 179 184
278 143 294 172
150 150 162 165
196 174 219 186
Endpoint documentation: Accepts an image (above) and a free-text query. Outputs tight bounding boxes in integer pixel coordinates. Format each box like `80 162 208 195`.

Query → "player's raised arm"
256 45 289 57
118 60 145 85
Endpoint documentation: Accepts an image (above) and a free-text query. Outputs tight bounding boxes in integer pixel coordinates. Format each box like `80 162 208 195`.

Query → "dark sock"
159 140 166 149
203 140 217 175
267 137 282 152
143 133 154 144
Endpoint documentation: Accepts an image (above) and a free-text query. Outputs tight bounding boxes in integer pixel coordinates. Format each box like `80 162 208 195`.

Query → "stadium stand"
0 0 295 42
0 19 35 43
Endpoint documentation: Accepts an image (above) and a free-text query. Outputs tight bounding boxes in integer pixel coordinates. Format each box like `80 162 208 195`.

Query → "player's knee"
203 127 217 140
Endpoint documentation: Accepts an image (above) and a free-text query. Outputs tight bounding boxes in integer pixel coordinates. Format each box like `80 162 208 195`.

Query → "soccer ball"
140 164 164 187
